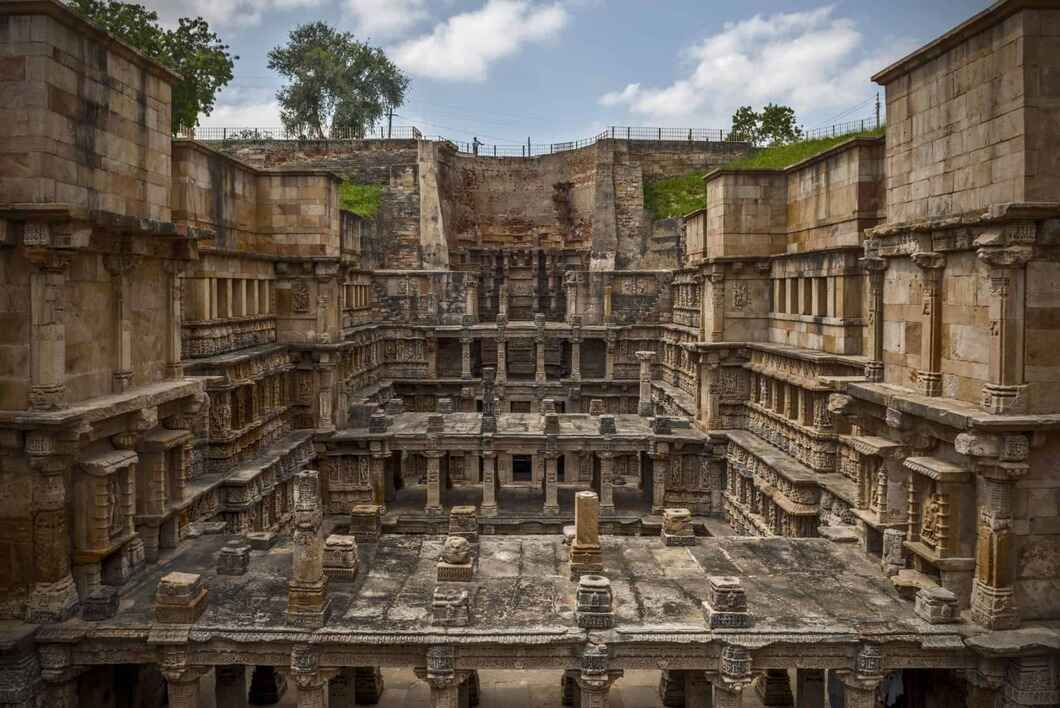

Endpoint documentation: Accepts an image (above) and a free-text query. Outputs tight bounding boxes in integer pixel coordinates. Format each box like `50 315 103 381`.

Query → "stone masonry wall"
876 7 1060 224
0 3 174 220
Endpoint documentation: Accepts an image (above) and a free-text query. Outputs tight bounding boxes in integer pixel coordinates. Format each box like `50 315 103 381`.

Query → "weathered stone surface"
217 540 251 576
154 572 207 624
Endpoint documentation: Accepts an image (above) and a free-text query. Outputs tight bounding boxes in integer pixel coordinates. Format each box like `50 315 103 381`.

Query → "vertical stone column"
317 354 336 432
648 443 668 514
977 244 1033 414
575 643 622 708
25 245 71 410
700 355 722 430
426 336 438 379
287 470 330 628
495 316 508 384
461 315 474 380
911 252 945 397
466 274 479 320
635 351 656 417
832 645 885 708
215 665 248 708
25 433 78 622
860 255 887 382
291 646 333 708
544 446 560 515
967 433 1029 630
535 313 547 383
498 283 509 319
605 330 616 380
370 450 388 513
424 443 445 515
104 253 139 392
417 647 465 708
163 260 185 380
164 670 208 708
569 491 603 578
570 316 582 382
705 270 725 342
710 645 754 708
597 451 615 513
565 272 579 322
481 445 497 517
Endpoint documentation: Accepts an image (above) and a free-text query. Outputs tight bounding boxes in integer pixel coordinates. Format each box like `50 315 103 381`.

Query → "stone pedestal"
449 506 479 544
635 351 656 416
437 536 474 581
914 586 959 624
323 534 359 582
702 576 751 629
154 572 208 624
432 587 472 626
569 491 603 579
576 574 613 629
218 541 251 576
662 508 695 546
350 504 382 543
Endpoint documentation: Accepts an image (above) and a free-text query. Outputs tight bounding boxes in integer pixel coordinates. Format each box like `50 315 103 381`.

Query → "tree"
759 103 803 146
729 105 761 145
268 22 408 140
67 1 235 134
729 103 803 146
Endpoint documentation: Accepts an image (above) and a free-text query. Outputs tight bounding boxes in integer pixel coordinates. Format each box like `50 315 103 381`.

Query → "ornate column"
648 442 668 514
710 645 754 708
287 470 330 628
635 350 656 417
316 353 336 432
965 432 1030 630
575 643 622 708
605 329 616 380
25 242 71 410
705 269 725 343
426 336 438 379
565 272 579 322
163 259 185 380
104 252 140 392
570 316 583 382
461 317 474 380
700 354 722 429
291 646 335 708
976 244 1033 414
480 444 497 517
833 644 885 708
911 251 945 397
424 442 445 515
498 283 509 319
859 254 887 382
25 432 78 622
964 658 1005 708
370 448 389 513
38 642 87 708
465 273 479 320
544 444 560 515
163 667 209 708
495 316 508 384
416 646 467 708
535 313 547 383
597 450 615 513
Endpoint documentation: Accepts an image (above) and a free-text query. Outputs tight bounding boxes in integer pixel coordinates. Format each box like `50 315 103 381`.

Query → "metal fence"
176 116 882 156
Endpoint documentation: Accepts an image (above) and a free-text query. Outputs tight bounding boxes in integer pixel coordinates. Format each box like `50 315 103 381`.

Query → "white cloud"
140 0 321 29
343 0 430 38
598 6 909 128
391 0 568 82
198 99 283 127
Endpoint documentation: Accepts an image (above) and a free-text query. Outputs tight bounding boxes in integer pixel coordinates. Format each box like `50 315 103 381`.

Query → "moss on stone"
339 182 384 218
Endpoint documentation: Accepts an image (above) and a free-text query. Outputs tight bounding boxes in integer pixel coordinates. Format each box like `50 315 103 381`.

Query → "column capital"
911 251 945 271
976 244 1034 269
859 255 888 273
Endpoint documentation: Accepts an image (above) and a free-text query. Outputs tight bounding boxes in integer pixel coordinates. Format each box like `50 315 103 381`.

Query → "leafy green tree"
729 104 803 146
67 0 235 134
729 105 761 145
268 22 408 140
759 103 803 146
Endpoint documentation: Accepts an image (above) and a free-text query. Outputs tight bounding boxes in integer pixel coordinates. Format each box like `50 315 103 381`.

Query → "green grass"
338 182 384 218
644 171 708 220
722 127 885 170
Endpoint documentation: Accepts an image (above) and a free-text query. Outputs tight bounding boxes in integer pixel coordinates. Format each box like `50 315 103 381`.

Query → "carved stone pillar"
710 645 754 708
104 253 139 392
317 354 336 432
461 333 473 381
597 451 615 513
163 260 185 380
860 255 887 382
426 336 438 379
163 667 209 708
605 330 616 380
495 318 508 384
833 672 883 708
417 647 468 708
575 644 622 708
705 270 725 343
25 245 71 410
215 665 247 708
911 251 945 397
25 435 78 623
565 273 578 322
635 351 656 417
700 355 722 429
969 434 1029 630
570 334 582 382
535 314 547 383
38 643 87 708
976 244 1033 414
481 446 497 517
498 283 508 319
370 451 388 513
424 446 445 515
287 470 330 628
291 646 333 708
649 443 668 514
544 447 560 515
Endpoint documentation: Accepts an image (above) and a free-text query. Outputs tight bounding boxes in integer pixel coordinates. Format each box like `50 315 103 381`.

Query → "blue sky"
143 0 989 146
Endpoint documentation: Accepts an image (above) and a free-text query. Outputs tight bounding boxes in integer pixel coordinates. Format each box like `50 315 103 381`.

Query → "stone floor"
197 668 779 707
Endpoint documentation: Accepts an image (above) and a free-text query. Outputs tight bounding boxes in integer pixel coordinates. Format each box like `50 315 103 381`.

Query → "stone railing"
182 315 277 359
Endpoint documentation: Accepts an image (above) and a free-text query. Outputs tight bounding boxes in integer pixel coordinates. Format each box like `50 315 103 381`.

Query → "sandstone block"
323 534 359 581
217 540 251 576
350 504 382 543
154 571 207 624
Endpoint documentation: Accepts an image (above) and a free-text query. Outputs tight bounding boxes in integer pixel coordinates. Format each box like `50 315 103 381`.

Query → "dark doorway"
510 400 531 413
512 454 533 482
557 455 566 482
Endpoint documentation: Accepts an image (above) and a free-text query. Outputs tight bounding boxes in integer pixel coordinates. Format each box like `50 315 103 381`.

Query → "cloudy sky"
143 0 988 145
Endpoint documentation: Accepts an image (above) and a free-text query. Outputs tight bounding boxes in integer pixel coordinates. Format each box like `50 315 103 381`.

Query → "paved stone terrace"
62 532 967 646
